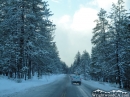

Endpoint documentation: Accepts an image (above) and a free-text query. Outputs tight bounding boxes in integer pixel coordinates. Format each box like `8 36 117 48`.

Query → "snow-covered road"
1 75 95 97
0 74 128 97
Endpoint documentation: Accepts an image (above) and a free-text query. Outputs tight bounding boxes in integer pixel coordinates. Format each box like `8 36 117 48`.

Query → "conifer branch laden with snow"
0 0 68 81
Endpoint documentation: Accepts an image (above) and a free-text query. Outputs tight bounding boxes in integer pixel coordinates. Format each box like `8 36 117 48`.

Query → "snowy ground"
0 74 128 97
82 79 119 91
0 74 65 97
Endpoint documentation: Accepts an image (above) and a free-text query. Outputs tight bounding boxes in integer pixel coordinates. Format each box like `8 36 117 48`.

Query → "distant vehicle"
70 74 81 85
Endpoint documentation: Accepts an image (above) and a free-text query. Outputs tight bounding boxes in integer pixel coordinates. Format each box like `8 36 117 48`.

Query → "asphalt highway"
2 75 97 97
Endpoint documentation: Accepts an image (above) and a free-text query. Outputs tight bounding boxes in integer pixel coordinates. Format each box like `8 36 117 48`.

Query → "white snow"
0 74 128 97
0 74 65 96
82 79 119 91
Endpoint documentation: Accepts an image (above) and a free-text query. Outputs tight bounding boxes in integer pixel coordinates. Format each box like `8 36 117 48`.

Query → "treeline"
70 0 130 89
91 0 130 88
0 0 68 80
70 50 91 80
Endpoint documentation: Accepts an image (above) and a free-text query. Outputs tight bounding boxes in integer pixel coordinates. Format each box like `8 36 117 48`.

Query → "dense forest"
0 0 68 81
70 0 130 89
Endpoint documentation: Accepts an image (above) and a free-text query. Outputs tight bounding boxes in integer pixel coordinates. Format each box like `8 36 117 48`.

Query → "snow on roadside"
82 79 119 91
0 74 65 96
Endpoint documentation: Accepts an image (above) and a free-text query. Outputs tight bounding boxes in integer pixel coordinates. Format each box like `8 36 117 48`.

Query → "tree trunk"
18 0 25 79
28 58 32 79
116 40 122 88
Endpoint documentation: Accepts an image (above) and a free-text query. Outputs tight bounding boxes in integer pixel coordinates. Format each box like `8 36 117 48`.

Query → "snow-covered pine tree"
0 0 8 75
90 46 102 81
22 0 57 78
108 0 130 88
0 0 22 78
123 16 130 88
80 50 91 79
71 51 81 74
0 0 65 80
49 42 66 74
91 8 109 81
60 61 68 74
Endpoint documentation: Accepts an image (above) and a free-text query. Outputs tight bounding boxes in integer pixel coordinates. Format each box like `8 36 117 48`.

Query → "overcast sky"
46 0 130 67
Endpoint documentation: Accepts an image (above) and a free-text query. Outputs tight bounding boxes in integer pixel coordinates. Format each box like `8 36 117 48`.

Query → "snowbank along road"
1 75 98 97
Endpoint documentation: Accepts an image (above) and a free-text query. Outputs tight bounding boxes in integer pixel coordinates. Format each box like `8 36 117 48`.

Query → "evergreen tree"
0 0 65 81
108 0 130 88
91 0 130 88
80 50 91 79
72 51 81 73
91 8 109 81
